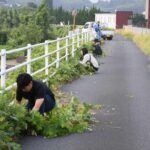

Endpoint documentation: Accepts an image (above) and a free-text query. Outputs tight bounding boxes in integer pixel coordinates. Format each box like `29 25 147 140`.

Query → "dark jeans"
93 66 99 71
26 95 56 114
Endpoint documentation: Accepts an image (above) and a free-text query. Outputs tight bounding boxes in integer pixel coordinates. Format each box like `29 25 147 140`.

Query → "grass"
117 29 150 56
0 45 11 50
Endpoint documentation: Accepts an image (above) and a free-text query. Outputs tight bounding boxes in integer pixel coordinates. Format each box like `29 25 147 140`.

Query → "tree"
12 9 20 27
0 31 8 45
76 6 101 25
132 14 146 27
35 3 51 40
0 8 20 29
44 0 53 9
8 23 43 47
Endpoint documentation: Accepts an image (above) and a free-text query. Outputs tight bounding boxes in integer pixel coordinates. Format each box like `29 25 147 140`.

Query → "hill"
0 0 146 13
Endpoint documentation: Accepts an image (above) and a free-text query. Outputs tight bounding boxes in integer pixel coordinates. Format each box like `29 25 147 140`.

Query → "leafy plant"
0 42 100 150
0 89 99 150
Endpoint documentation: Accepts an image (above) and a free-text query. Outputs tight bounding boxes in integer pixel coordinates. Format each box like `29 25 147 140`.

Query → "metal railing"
0 30 92 91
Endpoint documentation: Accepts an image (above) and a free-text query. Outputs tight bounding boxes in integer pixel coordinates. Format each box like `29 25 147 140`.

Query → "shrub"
0 31 8 45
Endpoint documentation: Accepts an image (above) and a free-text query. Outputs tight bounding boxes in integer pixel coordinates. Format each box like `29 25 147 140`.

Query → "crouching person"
80 48 99 71
16 73 56 115
93 38 103 57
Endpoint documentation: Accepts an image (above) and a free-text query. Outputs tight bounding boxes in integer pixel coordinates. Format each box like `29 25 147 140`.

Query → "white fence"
0 30 92 92
123 25 150 34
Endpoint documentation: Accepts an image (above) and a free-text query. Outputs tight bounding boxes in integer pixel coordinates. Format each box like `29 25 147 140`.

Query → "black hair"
81 48 88 56
16 73 33 89
94 38 100 43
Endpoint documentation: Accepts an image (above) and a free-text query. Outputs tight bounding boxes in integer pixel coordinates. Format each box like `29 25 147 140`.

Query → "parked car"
101 30 114 40
83 22 95 29
83 22 114 40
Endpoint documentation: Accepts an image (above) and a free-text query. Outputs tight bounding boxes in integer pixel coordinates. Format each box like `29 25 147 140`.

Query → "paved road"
21 34 150 150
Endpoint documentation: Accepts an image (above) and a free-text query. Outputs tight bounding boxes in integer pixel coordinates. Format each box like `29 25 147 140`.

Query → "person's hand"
32 98 44 111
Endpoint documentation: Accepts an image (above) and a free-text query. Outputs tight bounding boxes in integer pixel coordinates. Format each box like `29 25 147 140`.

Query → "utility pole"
72 9 77 32
146 0 150 28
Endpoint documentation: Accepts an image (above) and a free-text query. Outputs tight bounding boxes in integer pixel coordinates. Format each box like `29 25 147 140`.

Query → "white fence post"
27 44 31 74
1 49 6 89
85 31 87 42
56 38 60 68
66 36 69 61
72 34 75 57
81 31 84 44
88 30 92 41
87 31 89 42
84 32 86 43
77 33 80 48
82 32 84 44
45 40 49 75
86 32 88 42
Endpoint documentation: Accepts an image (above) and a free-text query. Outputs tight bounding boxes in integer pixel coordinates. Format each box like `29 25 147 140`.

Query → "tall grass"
117 30 150 56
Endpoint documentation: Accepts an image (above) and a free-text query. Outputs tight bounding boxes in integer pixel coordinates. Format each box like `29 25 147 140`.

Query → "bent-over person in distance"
93 38 103 57
93 38 103 64
80 48 99 71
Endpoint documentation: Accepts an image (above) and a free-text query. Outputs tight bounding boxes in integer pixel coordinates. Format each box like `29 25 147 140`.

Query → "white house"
95 13 116 29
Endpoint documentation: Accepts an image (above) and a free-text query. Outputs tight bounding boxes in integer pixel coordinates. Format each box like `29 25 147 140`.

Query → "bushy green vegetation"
118 30 150 55
0 2 102 148
0 3 101 49
132 14 146 27
0 5 51 48
0 91 98 150
0 42 100 150
0 4 69 48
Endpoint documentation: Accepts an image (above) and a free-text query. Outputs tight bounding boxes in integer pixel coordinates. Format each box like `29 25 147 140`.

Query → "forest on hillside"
1 0 146 12
0 3 101 48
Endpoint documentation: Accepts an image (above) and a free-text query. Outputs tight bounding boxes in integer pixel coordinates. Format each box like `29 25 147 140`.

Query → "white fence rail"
123 25 150 34
0 30 92 91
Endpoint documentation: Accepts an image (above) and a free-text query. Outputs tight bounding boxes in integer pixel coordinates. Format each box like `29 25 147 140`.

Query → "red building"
116 11 133 29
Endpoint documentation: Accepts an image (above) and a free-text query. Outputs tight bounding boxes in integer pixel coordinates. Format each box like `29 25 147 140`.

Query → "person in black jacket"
92 38 103 65
16 73 56 115
93 38 103 57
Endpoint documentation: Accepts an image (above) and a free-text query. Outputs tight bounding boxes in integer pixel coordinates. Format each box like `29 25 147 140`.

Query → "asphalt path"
21 34 150 150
